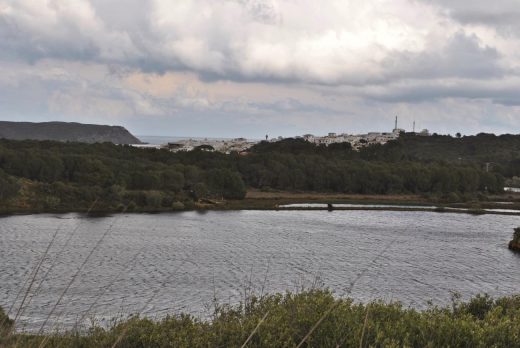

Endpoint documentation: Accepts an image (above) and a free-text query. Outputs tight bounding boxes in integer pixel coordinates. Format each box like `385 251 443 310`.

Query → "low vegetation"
2 290 520 347
509 227 520 252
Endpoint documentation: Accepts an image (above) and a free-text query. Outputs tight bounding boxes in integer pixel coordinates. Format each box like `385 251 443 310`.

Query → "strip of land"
206 190 520 216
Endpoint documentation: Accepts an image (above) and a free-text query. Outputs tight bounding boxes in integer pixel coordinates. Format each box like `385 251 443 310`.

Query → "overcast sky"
1 0 520 138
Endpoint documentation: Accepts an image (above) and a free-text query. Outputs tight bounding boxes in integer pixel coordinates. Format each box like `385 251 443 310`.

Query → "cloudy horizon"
1 0 520 138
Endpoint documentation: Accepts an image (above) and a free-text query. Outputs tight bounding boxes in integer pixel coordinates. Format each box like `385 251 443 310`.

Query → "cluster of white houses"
299 130 400 149
130 137 256 153
297 127 430 150
164 137 256 154
133 118 430 153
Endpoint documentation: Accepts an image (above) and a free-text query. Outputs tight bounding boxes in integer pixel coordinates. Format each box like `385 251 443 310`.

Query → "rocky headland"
0 121 141 144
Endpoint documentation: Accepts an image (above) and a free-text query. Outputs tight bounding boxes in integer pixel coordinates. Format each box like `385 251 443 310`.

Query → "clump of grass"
3 290 520 348
467 208 486 215
509 227 520 251
513 227 520 243
0 307 13 337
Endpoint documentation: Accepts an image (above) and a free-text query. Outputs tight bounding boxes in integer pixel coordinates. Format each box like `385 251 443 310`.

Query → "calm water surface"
1 210 519 332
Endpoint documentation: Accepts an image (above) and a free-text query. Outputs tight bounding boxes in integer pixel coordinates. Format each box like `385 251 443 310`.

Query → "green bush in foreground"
0 306 13 337
2 290 520 347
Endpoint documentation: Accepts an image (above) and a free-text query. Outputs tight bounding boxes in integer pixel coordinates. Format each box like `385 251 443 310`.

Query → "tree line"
0 133 515 211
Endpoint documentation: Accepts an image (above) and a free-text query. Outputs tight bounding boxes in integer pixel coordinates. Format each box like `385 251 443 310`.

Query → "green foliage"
363 132 520 170
161 169 184 192
0 306 13 336
4 291 520 347
0 170 19 202
191 182 208 200
513 228 520 243
0 133 516 212
0 140 248 211
129 172 161 190
145 191 163 208
171 201 185 210
206 168 246 199
126 201 137 212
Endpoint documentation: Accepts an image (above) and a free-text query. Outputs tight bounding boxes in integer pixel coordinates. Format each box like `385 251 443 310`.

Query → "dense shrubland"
0 132 517 212
2 290 520 347
0 140 247 212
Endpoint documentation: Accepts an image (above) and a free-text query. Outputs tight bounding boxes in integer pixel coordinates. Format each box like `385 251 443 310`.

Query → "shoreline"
1 194 520 216
3 290 520 347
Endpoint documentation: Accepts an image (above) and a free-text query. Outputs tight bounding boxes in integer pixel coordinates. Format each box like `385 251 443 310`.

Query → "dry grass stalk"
296 303 339 348
240 310 269 348
35 206 126 348
71 246 145 333
295 237 398 347
359 305 370 348
33 247 145 348
16 200 99 325
110 258 189 348
1 262 33 330
4 225 64 340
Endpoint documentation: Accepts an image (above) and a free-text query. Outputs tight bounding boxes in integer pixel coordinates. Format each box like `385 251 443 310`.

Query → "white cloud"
0 0 520 136
1 0 487 84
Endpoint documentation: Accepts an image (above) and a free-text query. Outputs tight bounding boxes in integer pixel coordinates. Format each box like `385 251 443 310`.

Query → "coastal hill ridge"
0 121 141 144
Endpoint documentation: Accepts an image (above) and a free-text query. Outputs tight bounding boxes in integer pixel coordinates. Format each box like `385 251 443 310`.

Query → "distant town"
132 117 431 154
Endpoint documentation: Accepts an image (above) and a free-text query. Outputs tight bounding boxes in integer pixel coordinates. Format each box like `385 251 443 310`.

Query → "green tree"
206 169 246 199
0 170 20 201
161 169 185 192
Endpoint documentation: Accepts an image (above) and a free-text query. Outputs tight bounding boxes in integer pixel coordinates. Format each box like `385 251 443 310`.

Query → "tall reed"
110 257 190 348
17 201 99 325
294 236 399 347
70 246 145 333
34 206 126 348
4 225 63 339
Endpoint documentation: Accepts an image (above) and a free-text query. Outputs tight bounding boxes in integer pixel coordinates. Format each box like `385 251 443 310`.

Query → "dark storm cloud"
363 81 520 106
421 0 520 36
383 32 504 81
0 15 100 63
246 98 340 114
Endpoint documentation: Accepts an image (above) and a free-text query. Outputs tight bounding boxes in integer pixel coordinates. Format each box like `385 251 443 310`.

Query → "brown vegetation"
509 227 520 252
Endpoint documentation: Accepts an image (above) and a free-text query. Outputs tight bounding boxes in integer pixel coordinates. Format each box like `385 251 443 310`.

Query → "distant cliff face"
0 121 142 144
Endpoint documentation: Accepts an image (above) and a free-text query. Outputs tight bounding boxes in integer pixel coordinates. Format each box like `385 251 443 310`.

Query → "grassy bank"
2 190 520 216
217 191 520 216
2 290 520 347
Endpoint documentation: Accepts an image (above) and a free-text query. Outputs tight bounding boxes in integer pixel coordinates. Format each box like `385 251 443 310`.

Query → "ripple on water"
0 210 519 332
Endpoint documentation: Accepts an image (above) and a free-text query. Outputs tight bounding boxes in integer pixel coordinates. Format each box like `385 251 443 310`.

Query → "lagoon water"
1 210 519 332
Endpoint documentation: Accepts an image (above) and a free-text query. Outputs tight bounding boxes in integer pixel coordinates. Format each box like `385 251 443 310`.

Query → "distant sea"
137 135 231 145
137 135 260 145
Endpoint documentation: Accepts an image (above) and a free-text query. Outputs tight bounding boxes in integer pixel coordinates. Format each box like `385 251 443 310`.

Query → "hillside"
0 121 141 144
0 134 510 214
357 133 520 176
